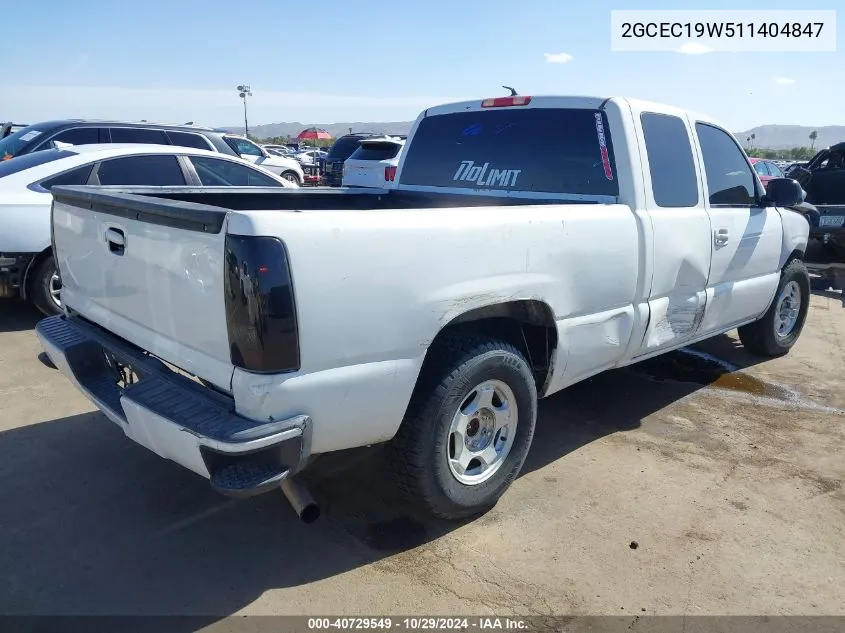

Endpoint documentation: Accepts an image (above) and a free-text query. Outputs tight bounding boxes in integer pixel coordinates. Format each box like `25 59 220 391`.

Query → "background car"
222 135 305 185
262 144 297 157
0 120 305 186
749 157 786 189
323 133 380 186
0 144 296 316
295 148 328 165
341 136 406 189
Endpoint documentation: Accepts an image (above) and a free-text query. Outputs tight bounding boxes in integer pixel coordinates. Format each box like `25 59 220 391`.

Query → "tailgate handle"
105 228 125 255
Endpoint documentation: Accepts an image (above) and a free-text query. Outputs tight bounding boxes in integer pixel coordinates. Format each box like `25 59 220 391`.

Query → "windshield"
399 108 619 197
0 123 54 160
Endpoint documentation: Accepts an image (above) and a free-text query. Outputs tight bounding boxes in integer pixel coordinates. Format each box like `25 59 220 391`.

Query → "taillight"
223 235 300 373
481 96 532 108
50 203 57 262
384 166 397 182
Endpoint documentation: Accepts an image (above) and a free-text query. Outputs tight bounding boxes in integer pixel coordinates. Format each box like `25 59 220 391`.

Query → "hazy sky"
1 0 841 130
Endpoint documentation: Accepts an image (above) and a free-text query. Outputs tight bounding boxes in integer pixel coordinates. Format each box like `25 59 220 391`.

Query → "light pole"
237 84 252 137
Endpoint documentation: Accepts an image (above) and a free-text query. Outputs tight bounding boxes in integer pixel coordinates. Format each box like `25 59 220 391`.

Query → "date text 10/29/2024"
307 617 529 631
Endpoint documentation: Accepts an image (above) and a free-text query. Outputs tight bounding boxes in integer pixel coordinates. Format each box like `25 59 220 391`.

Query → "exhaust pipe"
281 477 320 523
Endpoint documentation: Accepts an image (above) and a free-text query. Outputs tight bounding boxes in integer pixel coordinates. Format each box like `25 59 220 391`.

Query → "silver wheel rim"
282 173 297 184
447 379 518 485
774 280 801 338
49 270 62 308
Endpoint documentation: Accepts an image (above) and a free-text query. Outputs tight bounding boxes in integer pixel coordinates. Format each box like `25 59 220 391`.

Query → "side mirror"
763 178 805 207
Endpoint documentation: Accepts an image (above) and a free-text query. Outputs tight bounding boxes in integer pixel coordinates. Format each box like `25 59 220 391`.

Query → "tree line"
745 146 818 160
743 130 821 160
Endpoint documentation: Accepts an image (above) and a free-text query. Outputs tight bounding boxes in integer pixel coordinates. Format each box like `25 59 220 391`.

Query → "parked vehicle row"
36 94 811 523
0 120 305 185
0 144 296 315
788 142 845 285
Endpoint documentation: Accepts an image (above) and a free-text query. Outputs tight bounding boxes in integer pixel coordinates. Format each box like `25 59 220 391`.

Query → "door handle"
105 227 125 256
714 228 730 246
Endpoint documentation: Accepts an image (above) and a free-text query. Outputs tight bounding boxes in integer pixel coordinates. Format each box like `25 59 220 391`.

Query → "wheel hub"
446 380 518 486
465 409 495 452
774 280 801 338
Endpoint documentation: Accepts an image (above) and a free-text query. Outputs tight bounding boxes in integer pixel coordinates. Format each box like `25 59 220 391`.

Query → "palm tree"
809 130 818 150
746 133 756 150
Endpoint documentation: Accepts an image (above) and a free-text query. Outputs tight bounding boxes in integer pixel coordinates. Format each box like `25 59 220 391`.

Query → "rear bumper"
0 252 35 299
35 314 312 498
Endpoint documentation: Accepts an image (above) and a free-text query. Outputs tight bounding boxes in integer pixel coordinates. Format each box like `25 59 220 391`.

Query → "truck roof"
423 95 720 127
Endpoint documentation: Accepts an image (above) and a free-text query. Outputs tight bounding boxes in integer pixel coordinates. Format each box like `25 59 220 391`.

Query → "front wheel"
738 258 810 357
29 255 63 316
280 171 301 187
388 335 538 520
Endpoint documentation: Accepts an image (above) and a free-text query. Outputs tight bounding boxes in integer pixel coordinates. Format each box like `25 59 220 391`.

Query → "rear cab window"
640 112 699 207
398 107 619 198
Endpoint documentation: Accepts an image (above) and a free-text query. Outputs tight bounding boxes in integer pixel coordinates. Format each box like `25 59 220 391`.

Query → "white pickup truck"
37 95 811 522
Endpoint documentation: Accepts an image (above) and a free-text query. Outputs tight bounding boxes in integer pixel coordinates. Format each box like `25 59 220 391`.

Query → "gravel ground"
0 293 842 621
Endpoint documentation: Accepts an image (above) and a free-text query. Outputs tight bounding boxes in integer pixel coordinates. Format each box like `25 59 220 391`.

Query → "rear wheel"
29 255 62 316
738 259 810 357
388 335 538 520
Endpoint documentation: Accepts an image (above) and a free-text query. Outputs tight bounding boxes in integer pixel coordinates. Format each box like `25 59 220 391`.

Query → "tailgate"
343 160 388 188
51 187 234 390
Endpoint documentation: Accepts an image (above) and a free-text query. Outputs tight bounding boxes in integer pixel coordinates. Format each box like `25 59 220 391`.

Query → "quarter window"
39 165 94 190
695 123 757 206
640 112 699 207
189 156 282 186
167 131 213 150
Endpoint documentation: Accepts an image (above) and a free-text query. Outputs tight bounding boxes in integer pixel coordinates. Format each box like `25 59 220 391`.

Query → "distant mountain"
224 121 415 139
733 125 845 150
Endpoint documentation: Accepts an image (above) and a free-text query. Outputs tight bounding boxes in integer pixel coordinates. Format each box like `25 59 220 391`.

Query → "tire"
738 258 810 357
280 171 300 187
29 255 63 317
387 334 538 520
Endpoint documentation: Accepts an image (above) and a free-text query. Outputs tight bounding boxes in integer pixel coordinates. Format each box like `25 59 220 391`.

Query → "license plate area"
819 215 844 227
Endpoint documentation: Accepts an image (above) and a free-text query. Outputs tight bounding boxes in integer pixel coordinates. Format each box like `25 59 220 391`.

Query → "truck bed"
52 186 589 233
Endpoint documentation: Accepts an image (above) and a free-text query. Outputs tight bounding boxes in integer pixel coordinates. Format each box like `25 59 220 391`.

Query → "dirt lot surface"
1 294 843 620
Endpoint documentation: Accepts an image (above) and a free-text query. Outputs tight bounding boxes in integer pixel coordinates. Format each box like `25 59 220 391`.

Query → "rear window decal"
453 160 522 188
594 113 614 181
